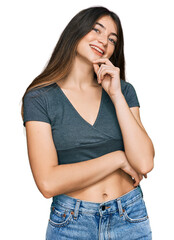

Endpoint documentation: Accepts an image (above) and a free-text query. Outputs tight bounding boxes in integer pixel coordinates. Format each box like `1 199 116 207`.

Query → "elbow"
39 181 54 199
38 168 62 199
140 156 154 175
42 191 52 199
40 178 63 199
139 144 155 175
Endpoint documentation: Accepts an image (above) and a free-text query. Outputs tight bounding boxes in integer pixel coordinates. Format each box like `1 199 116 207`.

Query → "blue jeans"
46 185 152 239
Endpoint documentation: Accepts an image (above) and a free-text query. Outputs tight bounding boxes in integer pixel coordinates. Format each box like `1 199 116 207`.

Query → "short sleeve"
23 89 51 127
123 82 140 108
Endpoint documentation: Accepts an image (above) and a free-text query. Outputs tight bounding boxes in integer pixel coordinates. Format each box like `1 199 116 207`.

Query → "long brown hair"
21 6 126 120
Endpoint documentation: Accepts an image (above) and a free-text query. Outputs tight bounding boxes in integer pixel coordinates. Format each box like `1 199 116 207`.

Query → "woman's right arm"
25 121 140 199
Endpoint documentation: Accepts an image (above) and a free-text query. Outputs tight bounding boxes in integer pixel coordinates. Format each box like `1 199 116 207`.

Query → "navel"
102 192 108 198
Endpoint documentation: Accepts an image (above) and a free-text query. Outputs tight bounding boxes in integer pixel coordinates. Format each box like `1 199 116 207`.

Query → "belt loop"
117 198 123 217
138 184 144 198
73 199 81 219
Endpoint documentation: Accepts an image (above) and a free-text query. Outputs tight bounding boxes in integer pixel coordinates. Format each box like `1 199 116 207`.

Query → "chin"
76 49 105 65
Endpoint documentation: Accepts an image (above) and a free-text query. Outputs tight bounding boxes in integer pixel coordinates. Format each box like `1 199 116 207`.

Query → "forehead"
95 15 117 34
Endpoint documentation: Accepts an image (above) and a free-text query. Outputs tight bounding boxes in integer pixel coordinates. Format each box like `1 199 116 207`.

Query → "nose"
98 33 108 46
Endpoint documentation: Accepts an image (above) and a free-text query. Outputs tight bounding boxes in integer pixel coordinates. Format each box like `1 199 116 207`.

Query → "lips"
89 44 105 55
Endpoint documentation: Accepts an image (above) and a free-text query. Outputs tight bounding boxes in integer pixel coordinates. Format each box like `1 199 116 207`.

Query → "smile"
90 45 104 55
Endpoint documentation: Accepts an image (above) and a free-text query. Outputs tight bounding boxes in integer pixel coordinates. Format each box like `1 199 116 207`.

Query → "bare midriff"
65 169 135 203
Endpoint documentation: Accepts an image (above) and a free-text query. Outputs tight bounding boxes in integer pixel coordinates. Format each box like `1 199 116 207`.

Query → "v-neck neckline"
54 82 104 128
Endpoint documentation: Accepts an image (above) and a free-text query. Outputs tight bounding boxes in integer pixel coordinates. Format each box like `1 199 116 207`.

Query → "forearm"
44 150 124 198
111 92 154 174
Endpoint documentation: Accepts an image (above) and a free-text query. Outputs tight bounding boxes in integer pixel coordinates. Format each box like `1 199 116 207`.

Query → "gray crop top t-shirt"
23 79 140 165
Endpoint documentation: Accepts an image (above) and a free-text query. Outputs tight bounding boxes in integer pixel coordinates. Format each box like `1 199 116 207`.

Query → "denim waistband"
52 185 143 218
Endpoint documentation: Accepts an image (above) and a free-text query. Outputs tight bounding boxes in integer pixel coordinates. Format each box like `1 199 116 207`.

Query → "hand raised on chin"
92 58 122 97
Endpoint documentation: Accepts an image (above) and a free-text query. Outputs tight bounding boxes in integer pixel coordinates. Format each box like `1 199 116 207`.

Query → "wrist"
119 151 127 168
109 91 124 105
111 150 127 169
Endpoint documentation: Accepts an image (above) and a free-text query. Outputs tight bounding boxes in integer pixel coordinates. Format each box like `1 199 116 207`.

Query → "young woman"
21 6 154 240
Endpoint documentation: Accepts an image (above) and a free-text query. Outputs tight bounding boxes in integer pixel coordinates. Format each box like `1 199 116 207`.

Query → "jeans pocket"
123 196 149 223
48 203 74 228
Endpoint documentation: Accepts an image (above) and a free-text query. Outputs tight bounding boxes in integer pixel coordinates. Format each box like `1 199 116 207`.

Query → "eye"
92 27 100 33
109 38 117 45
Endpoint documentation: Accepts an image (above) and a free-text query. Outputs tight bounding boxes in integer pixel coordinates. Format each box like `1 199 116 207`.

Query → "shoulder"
120 79 140 108
120 79 139 96
23 84 58 127
120 79 135 92
23 83 59 115
24 83 57 101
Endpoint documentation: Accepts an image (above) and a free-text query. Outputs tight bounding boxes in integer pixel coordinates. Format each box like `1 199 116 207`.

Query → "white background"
0 0 173 239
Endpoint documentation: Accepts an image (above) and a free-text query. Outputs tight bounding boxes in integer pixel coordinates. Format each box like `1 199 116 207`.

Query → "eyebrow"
95 22 118 38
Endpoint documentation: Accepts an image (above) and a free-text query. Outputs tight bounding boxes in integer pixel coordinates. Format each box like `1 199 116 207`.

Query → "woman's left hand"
93 58 121 97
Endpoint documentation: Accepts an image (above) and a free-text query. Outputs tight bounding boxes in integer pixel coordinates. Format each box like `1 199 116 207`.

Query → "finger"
131 171 140 187
97 64 106 81
99 68 115 81
94 63 107 83
144 173 147 178
132 177 139 187
138 173 143 181
93 63 100 76
134 176 140 187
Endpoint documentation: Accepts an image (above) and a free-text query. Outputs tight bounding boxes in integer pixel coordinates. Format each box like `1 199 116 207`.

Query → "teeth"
90 45 104 54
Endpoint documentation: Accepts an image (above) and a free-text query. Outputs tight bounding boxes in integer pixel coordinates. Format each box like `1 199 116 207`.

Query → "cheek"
106 46 115 58
77 34 93 51
84 31 97 42
77 41 88 53
76 41 91 58
76 40 85 52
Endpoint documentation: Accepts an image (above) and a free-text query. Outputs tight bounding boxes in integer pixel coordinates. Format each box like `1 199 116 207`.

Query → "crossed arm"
24 89 155 198
111 92 155 175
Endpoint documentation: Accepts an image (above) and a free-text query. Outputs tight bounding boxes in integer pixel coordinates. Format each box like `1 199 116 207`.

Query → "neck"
62 56 98 90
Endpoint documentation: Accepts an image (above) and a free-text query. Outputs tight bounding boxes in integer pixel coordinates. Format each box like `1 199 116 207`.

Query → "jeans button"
102 205 105 211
